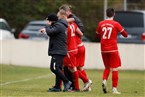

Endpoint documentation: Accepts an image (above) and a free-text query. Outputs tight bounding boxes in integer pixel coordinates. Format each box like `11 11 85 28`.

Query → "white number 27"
102 27 112 39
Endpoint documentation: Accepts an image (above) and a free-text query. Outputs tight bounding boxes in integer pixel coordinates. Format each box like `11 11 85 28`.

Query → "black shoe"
102 83 107 93
63 81 72 92
47 87 61 92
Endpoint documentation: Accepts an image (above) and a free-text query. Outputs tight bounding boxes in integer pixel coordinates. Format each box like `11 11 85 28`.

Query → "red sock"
78 70 88 83
59 80 62 89
112 71 118 88
81 70 87 78
103 68 110 80
72 71 80 90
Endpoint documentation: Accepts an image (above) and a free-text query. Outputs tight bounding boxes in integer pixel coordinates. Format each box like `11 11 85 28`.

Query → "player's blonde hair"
58 9 67 16
59 4 72 11
57 9 67 19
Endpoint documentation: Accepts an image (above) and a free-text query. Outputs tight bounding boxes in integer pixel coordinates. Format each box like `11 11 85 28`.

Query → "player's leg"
66 51 80 91
110 52 121 94
77 46 92 91
77 46 88 78
79 67 87 77
101 53 110 93
48 75 62 92
77 67 87 83
77 70 92 91
50 54 72 92
112 68 120 94
103 67 110 83
63 66 74 89
102 67 110 93
76 50 88 84
77 67 91 91
69 67 80 91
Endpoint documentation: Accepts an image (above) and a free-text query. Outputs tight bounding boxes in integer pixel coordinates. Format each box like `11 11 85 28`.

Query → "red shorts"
101 51 121 68
76 45 85 67
63 51 77 69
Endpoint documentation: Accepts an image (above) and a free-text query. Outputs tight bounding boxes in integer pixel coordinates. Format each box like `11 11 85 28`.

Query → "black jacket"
45 19 68 56
68 14 84 33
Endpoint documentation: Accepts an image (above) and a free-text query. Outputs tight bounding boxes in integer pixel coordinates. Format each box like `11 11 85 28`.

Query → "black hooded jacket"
45 19 68 56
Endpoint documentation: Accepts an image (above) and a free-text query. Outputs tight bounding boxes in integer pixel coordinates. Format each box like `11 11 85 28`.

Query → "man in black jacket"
39 13 71 92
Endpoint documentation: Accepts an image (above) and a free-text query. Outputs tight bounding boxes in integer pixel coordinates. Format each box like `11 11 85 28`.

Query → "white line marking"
0 74 52 86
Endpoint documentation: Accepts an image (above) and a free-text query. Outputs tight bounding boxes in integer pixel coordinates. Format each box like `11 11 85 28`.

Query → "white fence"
1 40 145 70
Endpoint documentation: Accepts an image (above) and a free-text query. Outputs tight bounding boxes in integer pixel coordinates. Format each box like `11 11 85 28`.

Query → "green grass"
0 64 144 97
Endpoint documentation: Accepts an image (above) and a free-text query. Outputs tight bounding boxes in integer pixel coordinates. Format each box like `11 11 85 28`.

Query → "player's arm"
116 22 128 38
96 23 101 38
120 29 128 38
76 27 83 38
66 18 75 23
96 32 100 38
45 23 60 36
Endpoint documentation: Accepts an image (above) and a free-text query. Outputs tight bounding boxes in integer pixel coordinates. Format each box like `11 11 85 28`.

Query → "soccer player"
75 29 92 91
58 9 92 91
59 4 92 91
59 4 84 33
57 9 80 91
96 8 128 94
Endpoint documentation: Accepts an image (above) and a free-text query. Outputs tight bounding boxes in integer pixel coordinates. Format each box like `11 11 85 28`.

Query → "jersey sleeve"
96 22 101 34
116 22 128 37
116 22 124 33
73 23 78 30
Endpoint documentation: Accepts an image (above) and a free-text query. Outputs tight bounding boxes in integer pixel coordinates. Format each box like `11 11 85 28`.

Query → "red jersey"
76 34 84 47
67 22 78 52
96 19 125 52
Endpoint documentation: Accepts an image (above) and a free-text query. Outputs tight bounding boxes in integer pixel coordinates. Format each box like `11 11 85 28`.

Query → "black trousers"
50 54 68 89
63 66 74 89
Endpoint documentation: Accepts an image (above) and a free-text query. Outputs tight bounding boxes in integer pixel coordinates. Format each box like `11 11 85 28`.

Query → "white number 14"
102 27 112 39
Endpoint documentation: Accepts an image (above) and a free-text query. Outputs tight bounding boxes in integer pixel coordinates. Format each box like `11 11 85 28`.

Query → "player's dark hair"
106 8 115 17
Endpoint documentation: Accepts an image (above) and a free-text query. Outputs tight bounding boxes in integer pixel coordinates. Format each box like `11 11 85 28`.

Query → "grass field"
0 64 144 97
